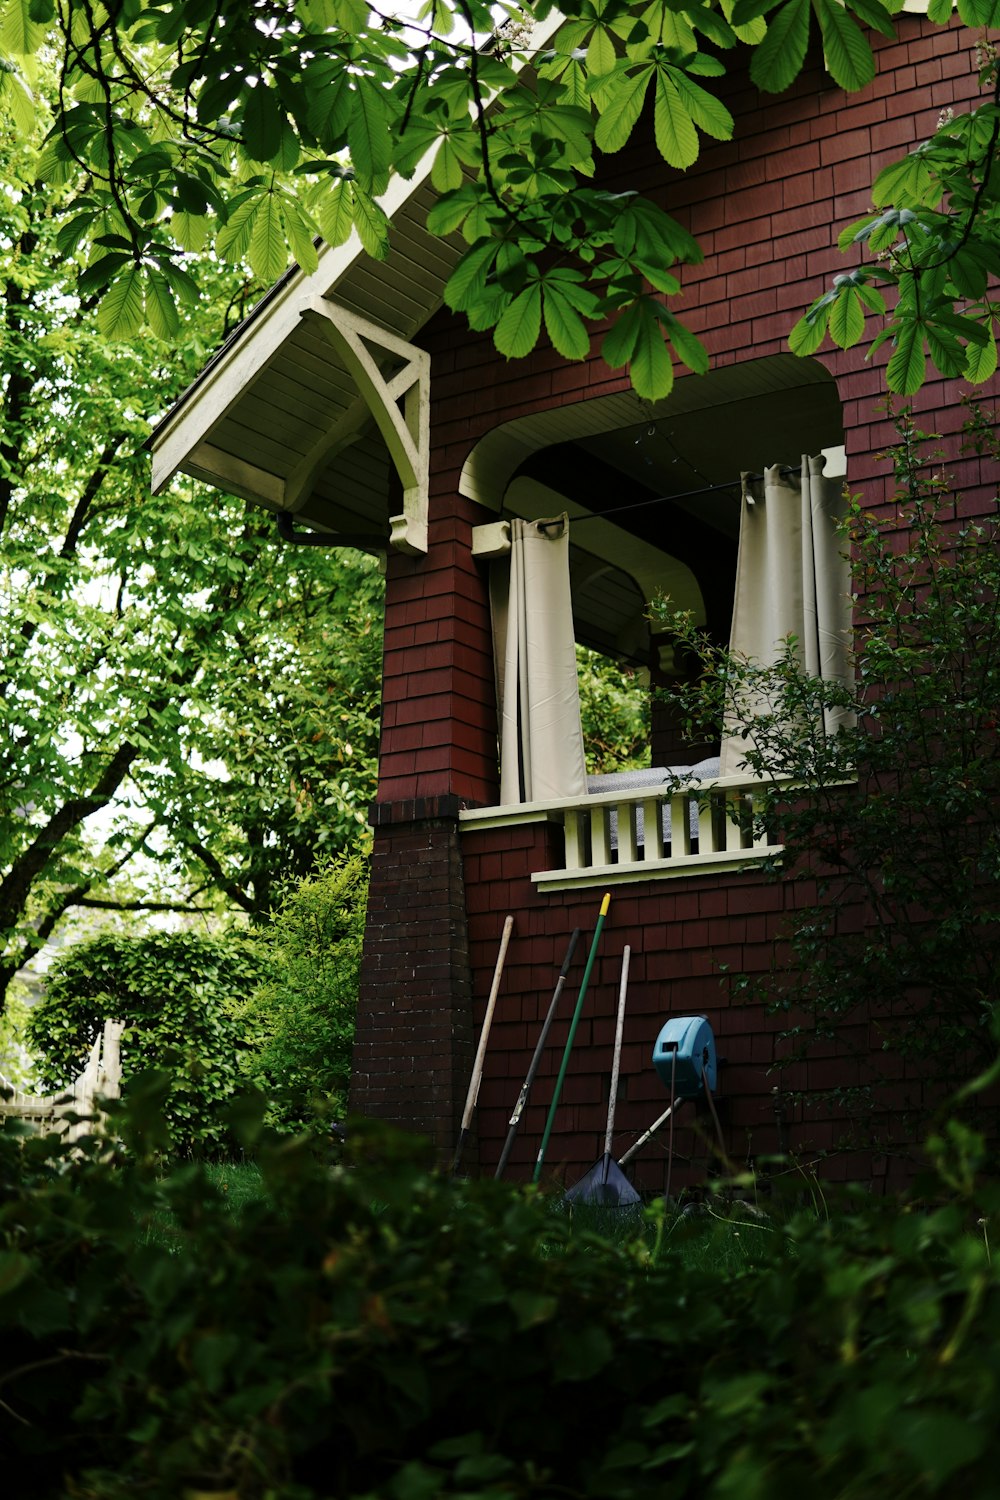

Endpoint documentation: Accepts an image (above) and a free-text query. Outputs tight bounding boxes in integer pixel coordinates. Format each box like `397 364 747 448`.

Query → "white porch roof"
148 14 566 556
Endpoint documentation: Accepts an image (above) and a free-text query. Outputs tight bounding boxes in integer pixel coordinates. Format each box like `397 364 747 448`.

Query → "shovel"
565 945 640 1207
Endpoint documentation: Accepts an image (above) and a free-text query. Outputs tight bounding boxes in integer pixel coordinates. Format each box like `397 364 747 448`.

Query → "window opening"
576 643 650 778
479 366 846 815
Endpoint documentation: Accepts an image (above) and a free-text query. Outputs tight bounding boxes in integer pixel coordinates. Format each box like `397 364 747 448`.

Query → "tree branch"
181 835 256 916
4 437 127 683
60 438 125 559
0 739 141 938
75 897 217 913
0 230 39 542
0 817 158 1005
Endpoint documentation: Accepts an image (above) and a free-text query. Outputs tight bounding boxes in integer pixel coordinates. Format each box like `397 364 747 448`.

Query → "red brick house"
152 10 998 1191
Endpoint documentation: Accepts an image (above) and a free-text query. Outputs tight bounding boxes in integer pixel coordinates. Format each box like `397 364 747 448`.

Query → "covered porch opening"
462 355 849 885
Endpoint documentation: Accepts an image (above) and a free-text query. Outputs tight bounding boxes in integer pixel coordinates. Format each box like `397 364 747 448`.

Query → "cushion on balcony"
586 757 721 854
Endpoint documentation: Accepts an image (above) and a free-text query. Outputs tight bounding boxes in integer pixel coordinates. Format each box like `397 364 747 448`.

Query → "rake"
564 944 640 1207
494 928 580 1180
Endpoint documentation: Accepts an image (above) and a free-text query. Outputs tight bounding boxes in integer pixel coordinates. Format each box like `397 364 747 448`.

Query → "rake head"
564 1153 641 1207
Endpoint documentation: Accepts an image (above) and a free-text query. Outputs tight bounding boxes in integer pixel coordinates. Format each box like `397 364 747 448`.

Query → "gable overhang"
148 13 566 556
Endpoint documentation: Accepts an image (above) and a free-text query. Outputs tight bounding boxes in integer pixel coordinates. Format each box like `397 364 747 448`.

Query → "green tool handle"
533 892 611 1183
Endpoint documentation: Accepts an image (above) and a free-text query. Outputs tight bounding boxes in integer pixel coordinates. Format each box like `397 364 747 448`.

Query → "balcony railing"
459 773 781 891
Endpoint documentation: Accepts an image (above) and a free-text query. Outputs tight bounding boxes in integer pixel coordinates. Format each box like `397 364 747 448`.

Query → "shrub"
234 853 368 1132
0 985 40 1092
654 407 1000 1136
26 930 270 1156
577 643 650 772
1 1089 1000 1499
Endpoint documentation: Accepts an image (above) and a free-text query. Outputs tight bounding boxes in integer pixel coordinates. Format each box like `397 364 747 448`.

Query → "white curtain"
490 515 588 805
719 454 854 777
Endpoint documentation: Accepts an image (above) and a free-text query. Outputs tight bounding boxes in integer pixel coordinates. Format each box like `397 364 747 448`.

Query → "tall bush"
26 930 269 1155
235 854 368 1133
2 1089 1000 1499
654 407 1000 1132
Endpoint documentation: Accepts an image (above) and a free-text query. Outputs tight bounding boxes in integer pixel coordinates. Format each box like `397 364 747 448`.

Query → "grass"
205 1159 265 1210
137 1157 778 1275
560 1195 778 1273
136 1159 266 1248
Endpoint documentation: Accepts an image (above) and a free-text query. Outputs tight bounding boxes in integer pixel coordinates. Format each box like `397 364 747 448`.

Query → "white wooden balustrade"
459 774 781 891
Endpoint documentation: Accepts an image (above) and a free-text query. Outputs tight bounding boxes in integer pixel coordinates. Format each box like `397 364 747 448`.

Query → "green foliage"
4 1091 1000 1497
25 931 271 1155
791 49 1000 393
577 644 651 772
654 407 1000 1129
0 0 976 401
0 84 384 1006
155 545 383 923
0 986 38 1090
235 854 369 1133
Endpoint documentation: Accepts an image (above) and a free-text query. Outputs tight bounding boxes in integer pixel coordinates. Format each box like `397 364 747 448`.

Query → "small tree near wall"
235 854 369 1135
655 406 1000 1141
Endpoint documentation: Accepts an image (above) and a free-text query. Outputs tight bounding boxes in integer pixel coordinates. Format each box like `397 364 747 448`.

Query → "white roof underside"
149 15 566 536
152 176 456 534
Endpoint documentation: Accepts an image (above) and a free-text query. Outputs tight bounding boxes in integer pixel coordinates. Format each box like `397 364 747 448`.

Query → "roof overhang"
149 12 566 555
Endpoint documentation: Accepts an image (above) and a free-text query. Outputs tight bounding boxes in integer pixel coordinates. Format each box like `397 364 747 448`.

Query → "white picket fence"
0 1019 124 1142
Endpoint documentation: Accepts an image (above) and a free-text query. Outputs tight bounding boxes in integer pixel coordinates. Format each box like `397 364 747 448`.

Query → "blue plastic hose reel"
652 1016 718 1098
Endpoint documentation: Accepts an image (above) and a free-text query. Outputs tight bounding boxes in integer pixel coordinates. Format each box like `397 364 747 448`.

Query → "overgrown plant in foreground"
655 406 1000 1133
1 1083 999 1498
235 852 368 1134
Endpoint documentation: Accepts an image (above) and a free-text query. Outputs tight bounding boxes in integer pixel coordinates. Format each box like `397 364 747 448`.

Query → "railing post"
697 794 716 856
563 808 586 870
750 785 772 851
591 804 612 866
671 790 691 857
618 800 640 863
724 791 747 851
642 796 664 861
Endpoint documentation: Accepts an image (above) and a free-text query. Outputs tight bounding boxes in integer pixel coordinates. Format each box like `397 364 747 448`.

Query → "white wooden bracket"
298 298 430 556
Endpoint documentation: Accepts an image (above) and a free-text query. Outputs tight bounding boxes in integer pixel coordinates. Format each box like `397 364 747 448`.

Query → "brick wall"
352 14 1000 1181
352 796 476 1160
459 829 923 1190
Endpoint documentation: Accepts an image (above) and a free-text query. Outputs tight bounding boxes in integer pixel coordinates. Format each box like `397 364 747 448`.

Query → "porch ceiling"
150 175 457 547
465 355 845 656
459 354 843 521
148 14 566 547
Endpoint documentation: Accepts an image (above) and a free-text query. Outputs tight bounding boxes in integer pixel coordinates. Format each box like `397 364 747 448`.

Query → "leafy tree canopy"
2 0 999 399
0 77 383 1009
